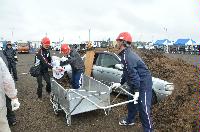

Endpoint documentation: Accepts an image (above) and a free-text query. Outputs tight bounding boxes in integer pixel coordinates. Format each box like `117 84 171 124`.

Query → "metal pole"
89 29 91 42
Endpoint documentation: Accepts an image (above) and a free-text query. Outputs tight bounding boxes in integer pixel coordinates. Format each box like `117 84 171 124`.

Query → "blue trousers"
127 76 153 132
71 69 83 89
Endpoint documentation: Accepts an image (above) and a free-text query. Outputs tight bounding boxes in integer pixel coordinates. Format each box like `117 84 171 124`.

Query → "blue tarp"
153 39 170 46
174 39 196 46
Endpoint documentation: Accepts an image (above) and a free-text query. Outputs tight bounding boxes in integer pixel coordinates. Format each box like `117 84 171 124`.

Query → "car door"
93 53 122 86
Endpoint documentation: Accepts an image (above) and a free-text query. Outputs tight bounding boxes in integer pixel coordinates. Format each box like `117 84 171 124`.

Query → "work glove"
110 83 121 89
14 56 18 62
11 98 20 111
133 91 139 104
134 92 139 99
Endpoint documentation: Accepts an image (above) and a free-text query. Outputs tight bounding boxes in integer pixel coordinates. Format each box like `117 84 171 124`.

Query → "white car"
145 45 155 50
64 51 174 104
137 45 144 49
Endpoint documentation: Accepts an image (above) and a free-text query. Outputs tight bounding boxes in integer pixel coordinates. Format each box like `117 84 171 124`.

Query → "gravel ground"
9 50 199 132
164 53 200 66
10 52 143 132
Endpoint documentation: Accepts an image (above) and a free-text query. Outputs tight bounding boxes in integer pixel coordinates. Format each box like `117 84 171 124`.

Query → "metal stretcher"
50 75 138 126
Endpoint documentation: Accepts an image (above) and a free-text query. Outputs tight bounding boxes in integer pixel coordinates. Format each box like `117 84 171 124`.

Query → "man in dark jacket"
59 44 84 89
35 37 52 100
3 42 18 81
111 32 153 132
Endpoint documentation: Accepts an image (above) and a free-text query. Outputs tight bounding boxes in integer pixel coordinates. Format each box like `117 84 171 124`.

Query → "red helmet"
116 32 132 43
41 37 50 46
61 44 70 54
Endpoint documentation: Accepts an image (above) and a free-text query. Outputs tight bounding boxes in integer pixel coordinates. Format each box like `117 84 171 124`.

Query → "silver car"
66 51 174 104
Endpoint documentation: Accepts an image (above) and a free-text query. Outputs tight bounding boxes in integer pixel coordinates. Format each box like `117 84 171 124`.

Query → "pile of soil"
54 73 72 89
136 49 199 131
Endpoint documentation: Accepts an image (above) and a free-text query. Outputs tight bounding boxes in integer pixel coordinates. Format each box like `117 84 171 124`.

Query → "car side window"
99 54 119 68
93 53 99 65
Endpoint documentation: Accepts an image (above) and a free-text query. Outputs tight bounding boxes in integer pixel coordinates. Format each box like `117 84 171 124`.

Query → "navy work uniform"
119 47 153 132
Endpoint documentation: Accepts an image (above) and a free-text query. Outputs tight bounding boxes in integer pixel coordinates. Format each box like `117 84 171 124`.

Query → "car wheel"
151 90 157 105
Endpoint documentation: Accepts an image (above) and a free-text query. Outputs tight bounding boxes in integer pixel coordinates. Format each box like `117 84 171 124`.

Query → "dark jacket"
35 47 52 73
3 47 17 62
60 48 84 71
118 47 152 90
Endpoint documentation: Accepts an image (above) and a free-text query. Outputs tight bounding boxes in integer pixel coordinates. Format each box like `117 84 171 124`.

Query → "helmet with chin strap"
116 32 132 46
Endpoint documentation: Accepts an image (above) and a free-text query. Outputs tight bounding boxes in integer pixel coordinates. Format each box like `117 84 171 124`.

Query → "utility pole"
89 29 91 42
163 27 169 53
9 27 15 41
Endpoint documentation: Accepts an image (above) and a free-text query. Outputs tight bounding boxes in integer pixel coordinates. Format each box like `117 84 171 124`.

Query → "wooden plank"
84 50 95 77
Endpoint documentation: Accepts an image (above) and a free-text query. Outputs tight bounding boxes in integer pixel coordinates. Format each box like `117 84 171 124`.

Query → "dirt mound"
137 49 199 131
54 73 72 89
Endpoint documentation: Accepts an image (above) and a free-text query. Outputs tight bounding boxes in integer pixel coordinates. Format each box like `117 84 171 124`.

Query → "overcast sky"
0 0 199 43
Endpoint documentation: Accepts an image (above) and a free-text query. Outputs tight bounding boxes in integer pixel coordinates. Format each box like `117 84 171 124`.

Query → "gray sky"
0 0 199 43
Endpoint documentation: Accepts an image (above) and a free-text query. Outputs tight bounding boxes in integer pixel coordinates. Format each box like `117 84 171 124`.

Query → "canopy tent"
174 39 196 46
153 39 171 46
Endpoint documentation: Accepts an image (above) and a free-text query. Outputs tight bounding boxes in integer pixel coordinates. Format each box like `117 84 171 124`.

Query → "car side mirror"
115 64 123 70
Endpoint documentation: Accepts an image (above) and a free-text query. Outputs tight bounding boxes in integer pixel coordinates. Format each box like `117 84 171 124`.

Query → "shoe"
9 121 16 126
46 91 51 95
36 98 43 102
119 119 134 126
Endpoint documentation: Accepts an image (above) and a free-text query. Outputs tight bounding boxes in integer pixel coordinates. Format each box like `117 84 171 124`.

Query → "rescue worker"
111 32 153 132
3 41 18 81
0 50 17 126
59 44 84 89
35 37 52 100
0 57 20 132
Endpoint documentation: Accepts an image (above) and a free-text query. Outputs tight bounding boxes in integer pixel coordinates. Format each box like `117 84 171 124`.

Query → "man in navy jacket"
112 32 153 132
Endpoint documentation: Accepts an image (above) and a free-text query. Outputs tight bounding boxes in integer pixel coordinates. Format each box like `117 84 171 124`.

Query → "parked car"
137 45 144 49
145 45 155 50
64 51 174 104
